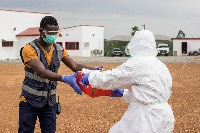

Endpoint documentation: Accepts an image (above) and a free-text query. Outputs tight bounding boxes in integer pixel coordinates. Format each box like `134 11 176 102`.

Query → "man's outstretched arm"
62 55 95 72
28 58 82 94
28 58 62 81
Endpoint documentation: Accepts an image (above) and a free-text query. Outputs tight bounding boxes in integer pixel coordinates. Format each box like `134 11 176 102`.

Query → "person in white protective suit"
81 30 175 133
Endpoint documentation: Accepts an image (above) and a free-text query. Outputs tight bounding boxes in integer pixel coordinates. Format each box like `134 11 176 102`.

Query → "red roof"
16 27 40 37
0 9 52 14
16 27 62 37
61 25 104 30
171 38 200 40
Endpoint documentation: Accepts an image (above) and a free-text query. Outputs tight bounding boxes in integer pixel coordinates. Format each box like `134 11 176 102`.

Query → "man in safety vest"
18 16 101 133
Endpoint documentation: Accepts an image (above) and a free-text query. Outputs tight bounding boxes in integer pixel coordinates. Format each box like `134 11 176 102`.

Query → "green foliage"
131 26 140 36
176 30 185 38
155 40 169 46
104 39 129 56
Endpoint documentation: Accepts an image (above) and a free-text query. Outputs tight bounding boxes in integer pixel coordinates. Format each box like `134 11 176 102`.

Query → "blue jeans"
18 101 57 133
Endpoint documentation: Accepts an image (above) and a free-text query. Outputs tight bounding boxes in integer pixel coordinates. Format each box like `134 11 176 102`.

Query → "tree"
176 30 185 38
131 26 140 36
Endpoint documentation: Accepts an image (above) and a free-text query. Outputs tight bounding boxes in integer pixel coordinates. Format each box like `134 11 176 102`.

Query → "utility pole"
142 24 145 30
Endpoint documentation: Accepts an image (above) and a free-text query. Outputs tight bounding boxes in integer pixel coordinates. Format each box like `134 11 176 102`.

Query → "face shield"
42 29 59 44
43 29 59 36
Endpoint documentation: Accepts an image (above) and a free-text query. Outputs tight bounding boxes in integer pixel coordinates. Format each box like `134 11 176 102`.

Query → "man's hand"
62 72 82 95
81 73 90 86
107 89 124 97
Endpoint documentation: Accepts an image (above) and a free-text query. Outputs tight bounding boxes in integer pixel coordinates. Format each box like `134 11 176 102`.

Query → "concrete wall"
0 39 17 60
0 36 39 60
0 9 52 60
57 26 83 56
82 26 104 57
18 36 39 59
173 39 200 56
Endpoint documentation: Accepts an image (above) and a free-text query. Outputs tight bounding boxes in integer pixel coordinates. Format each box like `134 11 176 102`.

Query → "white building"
171 38 200 56
57 25 104 57
0 9 53 60
0 9 104 60
16 25 104 58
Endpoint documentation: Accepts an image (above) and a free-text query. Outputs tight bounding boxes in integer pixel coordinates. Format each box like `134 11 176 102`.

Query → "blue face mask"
43 35 57 44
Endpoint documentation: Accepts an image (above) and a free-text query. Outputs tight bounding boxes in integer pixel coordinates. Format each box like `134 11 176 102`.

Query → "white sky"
1 0 200 39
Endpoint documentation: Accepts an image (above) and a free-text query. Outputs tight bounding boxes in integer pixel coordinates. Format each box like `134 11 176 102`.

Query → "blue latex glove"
62 72 82 95
94 66 103 70
107 89 124 97
81 73 90 86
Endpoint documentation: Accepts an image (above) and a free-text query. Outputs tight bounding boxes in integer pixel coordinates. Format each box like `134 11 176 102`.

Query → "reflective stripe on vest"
22 84 56 97
30 41 40 59
55 43 63 62
25 71 50 83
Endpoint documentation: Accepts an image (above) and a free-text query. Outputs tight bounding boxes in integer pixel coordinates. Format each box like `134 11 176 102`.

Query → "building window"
65 42 79 50
69 42 74 49
2 41 13 47
76 42 79 49
56 42 63 47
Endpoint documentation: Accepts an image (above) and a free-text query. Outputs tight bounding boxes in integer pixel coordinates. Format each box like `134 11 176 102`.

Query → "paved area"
0 56 200 63
71 56 200 63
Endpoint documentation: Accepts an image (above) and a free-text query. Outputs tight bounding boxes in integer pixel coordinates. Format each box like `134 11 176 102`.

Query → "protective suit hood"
128 30 157 57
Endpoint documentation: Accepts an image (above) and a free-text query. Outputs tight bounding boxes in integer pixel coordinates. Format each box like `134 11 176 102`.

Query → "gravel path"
0 56 200 63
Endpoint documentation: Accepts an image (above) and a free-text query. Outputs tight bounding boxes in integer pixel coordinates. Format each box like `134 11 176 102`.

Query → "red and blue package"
76 72 113 98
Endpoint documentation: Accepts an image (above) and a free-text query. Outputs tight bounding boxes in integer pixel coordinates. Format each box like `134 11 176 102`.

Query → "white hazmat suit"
88 30 174 133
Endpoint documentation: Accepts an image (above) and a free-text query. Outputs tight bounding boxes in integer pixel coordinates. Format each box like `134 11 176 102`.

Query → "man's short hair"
40 16 58 29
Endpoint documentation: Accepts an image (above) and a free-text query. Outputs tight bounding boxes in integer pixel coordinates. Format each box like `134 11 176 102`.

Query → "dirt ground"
0 62 199 133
